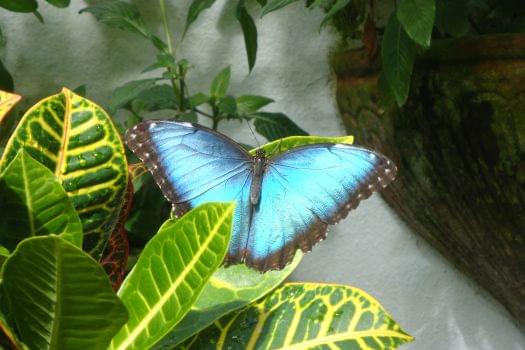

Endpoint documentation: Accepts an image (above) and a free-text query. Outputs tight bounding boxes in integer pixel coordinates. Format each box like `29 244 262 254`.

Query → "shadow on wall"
290 197 525 350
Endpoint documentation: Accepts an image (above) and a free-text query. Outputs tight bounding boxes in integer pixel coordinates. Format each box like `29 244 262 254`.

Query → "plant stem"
159 0 174 56
159 0 184 113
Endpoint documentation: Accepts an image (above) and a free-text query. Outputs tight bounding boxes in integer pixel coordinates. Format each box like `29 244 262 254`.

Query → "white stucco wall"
1 1 524 349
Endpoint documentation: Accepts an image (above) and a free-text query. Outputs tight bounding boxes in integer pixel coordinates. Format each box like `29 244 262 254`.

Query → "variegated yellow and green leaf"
0 150 82 250
252 135 354 156
0 88 128 257
179 283 413 350
0 90 21 125
155 252 303 349
110 202 235 350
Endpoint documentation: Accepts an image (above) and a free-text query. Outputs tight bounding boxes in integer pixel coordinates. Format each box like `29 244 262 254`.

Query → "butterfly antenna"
246 119 261 149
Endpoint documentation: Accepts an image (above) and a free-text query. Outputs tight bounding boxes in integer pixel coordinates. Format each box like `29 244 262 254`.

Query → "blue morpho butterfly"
126 121 396 272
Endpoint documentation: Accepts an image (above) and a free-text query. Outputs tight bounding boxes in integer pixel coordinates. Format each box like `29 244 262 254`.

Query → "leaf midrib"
48 240 63 349
279 329 413 350
21 153 36 235
115 205 234 349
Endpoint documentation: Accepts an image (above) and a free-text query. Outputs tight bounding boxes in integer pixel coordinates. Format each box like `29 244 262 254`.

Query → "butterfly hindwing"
243 144 396 271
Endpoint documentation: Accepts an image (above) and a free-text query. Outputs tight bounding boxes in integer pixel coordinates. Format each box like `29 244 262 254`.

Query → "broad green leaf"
184 0 217 36
181 283 413 349
0 88 129 258
73 84 87 97
80 0 150 39
381 14 416 107
0 150 82 250
0 245 8 272
0 0 37 12
0 90 21 125
397 0 436 47
236 1 258 72
189 92 210 107
217 95 237 115
210 67 231 98
236 95 273 114
261 0 300 17
251 134 354 156
154 252 302 349
320 0 351 27
0 60 13 93
0 301 26 350
45 0 70 8
177 111 199 123
435 0 469 37
125 171 170 242
110 202 235 350
252 112 308 141
109 79 158 113
2 235 128 350
130 84 178 114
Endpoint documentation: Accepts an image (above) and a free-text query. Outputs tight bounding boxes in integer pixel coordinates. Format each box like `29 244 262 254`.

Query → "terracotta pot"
332 34 525 326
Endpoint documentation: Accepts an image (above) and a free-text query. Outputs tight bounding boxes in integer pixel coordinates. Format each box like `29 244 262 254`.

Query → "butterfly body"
249 149 266 205
126 121 396 271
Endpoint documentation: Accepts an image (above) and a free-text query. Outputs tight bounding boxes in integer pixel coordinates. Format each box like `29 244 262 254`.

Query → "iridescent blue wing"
244 144 396 271
125 120 253 259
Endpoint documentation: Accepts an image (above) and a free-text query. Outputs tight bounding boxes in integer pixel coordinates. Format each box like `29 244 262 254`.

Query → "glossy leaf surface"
252 112 308 140
0 88 128 257
110 202 235 350
236 1 258 72
155 252 302 349
251 134 354 156
397 0 436 47
381 15 416 107
210 67 231 98
2 235 128 350
0 150 82 250
180 283 413 349
0 90 20 125
45 0 70 8
0 0 37 12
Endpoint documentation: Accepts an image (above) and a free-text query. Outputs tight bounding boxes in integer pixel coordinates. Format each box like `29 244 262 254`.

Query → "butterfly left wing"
243 144 396 271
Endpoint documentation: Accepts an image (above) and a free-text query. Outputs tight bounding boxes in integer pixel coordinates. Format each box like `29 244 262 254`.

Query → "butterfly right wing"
125 120 254 259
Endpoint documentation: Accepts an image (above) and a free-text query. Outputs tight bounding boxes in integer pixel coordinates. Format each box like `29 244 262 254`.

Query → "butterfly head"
254 148 266 159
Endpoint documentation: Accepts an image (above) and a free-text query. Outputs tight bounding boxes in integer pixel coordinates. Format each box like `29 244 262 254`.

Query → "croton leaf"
0 90 21 125
252 112 308 141
0 61 14 93
0 88 128 258
154 252 302 349
251 134 354 156
0 150 83 250
180 283 413 349
109 202 235 350
2 235 128 350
